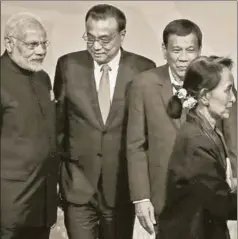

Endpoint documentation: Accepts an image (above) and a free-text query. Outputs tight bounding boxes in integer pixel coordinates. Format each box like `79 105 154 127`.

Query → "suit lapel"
158 65 180 130
104 50 133 129
197 118 227 170
80 53 104 128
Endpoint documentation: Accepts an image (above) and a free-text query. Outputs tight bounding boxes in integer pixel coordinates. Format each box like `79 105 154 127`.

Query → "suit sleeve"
127 76 151 201
186 140 237 220
53 58 67 148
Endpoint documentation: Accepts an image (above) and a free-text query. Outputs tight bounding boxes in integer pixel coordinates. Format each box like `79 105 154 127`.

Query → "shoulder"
56 50 89 66
123 50 156 66
175 122 217 156
131 64 168 88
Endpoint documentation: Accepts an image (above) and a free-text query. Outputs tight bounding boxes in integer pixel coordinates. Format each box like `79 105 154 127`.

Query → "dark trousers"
1 227 50 239
64 186 135 239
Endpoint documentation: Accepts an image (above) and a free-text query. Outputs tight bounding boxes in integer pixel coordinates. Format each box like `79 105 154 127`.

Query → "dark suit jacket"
127 64 237 215
53 49 156 207
0 52 59 228
158 112 237 239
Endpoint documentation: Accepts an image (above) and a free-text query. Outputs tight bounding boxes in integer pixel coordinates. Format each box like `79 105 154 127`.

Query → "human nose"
178 50 188 61
34 43 46 55
92 39 102 50
230 89 236 103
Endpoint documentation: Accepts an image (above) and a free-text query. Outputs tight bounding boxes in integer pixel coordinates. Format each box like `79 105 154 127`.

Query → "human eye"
26 41 39 49
225 85 232 93
172 48 181 53
98 36 111 44
187 47 195 52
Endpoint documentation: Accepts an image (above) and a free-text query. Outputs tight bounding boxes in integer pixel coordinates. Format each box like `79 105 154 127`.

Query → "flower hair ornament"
176 88 197 109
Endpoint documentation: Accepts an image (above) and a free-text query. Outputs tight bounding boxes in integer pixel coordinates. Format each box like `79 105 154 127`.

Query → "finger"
137 215 148 231
144 216 155 235
149 206 156 224
140 212 155 235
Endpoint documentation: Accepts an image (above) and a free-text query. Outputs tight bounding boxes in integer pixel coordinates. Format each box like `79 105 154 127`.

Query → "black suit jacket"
53 49 156 207
0 52 59 228
159 112 237 239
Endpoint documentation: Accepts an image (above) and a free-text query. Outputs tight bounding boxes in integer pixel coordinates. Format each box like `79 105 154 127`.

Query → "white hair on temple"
4 12 45 38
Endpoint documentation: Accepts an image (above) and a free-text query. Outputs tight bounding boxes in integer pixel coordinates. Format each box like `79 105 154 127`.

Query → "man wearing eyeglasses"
53 4 156 239
1 13 59 239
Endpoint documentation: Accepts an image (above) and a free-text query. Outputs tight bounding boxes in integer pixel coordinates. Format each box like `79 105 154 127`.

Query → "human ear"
200 88 210 106
4 37 14 53
162 43 167 60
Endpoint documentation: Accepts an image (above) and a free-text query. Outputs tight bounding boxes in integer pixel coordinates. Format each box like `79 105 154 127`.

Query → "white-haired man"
1 12 59 239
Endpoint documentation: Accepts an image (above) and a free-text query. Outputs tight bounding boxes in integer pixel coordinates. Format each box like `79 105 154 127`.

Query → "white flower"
182 96 197 109
177 88 187 99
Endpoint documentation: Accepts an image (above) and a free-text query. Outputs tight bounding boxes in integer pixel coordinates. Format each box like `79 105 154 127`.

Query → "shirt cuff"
133 199 150 204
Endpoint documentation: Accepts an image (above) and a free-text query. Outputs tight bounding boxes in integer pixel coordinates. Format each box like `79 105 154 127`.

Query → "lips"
177 66 187 71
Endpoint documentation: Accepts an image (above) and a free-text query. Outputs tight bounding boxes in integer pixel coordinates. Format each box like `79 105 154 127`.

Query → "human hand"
135 201 156 235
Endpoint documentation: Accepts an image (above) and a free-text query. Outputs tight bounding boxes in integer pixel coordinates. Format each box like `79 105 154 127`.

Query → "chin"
29 64 43 72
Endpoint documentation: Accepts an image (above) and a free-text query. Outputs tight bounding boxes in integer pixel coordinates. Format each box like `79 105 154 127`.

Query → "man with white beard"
1 12 59 239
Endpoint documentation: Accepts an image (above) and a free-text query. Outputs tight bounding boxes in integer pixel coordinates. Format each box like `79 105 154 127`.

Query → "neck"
171 71 183 85
196 106 216 129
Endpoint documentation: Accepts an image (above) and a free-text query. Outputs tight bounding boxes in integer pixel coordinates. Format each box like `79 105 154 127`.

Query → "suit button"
102 130 106 135
97 153 102 157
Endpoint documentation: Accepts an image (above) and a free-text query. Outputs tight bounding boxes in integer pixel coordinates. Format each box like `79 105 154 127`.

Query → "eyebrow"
87 32 110 38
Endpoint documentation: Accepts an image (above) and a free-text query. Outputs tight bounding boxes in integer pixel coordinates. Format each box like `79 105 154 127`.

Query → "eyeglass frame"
82 31 118 46
8 36 50 50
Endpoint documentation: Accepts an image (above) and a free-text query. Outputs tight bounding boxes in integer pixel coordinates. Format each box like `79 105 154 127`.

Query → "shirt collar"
94 49 121 71
168 67 183 87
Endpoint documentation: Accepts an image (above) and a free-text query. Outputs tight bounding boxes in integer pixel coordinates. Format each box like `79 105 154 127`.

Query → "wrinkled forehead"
167 33 199 48
86 17 118 36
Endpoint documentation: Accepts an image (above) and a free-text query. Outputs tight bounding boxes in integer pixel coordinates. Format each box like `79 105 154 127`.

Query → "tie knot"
101 64 111 72
172 83 182 91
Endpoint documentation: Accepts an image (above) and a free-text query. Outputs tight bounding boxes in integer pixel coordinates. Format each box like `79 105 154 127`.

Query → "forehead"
218 67 234 87
86 17 118 35
20 26 46 41
167 33 199 48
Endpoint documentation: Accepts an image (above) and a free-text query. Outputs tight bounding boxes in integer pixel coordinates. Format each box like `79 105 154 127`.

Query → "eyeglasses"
9 36 50 50
82 32 117 46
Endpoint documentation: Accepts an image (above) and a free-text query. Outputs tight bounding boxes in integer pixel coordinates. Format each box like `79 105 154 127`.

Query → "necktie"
172 83 182 91
98 64 111 124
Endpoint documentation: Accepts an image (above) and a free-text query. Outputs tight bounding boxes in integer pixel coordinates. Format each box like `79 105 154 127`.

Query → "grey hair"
4 12 45 38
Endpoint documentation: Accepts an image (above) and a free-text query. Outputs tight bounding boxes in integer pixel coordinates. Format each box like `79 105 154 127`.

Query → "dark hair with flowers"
167 55 233 119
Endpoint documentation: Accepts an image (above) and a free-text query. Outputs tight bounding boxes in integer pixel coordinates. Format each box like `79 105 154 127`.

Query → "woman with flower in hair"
158 56 237 239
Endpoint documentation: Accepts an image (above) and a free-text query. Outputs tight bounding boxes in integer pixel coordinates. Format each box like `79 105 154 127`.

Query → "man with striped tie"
53 4 156 239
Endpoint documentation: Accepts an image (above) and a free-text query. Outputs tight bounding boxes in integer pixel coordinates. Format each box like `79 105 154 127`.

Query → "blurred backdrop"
1 1 237 88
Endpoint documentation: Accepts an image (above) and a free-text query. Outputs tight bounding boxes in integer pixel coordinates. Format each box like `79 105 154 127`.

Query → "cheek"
166 53 177 64
16 46 33 60
188 52 199 61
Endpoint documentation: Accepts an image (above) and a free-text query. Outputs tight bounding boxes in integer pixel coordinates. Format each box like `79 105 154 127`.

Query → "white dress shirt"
94 50 121 101
168 67 183 95
133 67 183 204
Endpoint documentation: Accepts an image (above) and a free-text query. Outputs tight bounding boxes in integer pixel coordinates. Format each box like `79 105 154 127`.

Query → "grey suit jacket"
127 64 237 214
53 49 156 207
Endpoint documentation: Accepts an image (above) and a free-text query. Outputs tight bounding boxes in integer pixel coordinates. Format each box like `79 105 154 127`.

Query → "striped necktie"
98 64 111 124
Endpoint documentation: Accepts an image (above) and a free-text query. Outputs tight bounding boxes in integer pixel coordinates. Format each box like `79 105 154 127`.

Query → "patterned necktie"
172 83 182 91
98 64 111 124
